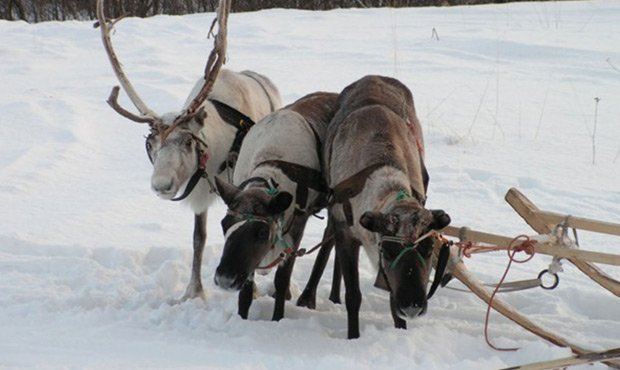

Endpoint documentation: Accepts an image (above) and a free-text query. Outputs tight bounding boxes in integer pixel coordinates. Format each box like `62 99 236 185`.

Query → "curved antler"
186 0 230 115
95 0 159 124
159 0 231 141
96 0 231 139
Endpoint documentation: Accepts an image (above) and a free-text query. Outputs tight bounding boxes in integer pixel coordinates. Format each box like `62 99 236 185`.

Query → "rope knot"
508 235 536 263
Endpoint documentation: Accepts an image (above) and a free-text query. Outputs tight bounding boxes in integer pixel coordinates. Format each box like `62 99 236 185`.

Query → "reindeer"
323 75 451 339
96 0 281 301
213 92 338 321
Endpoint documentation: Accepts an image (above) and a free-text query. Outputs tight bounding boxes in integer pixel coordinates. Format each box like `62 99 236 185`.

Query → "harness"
171 134 211 201
221 179 293 270
255 160 329 215
209 99 257 174
377 230 451 300
329 163 426 226
171 99 256 202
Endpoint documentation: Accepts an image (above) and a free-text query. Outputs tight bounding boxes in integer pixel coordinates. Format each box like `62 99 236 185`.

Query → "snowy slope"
1 1 619 368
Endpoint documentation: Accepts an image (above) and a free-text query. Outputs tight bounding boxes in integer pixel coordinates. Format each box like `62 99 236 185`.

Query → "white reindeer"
96 0 281 301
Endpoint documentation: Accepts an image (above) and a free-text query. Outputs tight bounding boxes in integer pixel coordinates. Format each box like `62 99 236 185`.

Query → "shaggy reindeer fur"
146 69 281 301
214 92 338 320
324 75 450 339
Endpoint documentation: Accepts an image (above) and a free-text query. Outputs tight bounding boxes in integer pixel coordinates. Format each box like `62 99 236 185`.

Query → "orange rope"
433 232 540 351
437 232 538 351
483 234 536 351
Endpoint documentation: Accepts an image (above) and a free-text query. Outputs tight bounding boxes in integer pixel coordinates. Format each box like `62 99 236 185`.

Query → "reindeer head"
144 110 210 199
96 0 230 200
360 194 450 320
213 177 293 290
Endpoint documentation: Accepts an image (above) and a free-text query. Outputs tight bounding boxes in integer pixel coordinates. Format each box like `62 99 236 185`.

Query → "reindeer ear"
360 211 386 233
430 209 451 230
193 107 207 126
268 192 293 215
214 176 239 206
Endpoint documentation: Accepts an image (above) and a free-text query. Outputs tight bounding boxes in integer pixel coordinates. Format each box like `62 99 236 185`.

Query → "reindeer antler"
159 0 231 141
186 0 231 116
95 0 231 139
96 0 159 125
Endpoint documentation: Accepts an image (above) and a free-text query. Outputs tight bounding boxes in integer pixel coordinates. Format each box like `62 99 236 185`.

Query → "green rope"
265 187 279 196
389 245 426 269
395 189 410 202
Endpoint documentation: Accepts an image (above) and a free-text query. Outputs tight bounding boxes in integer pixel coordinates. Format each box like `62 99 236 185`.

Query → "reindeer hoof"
328 294 341 305
296 290 317 309
167 282 206 305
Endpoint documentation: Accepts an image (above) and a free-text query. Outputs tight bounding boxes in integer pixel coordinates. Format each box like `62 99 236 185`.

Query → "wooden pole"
448 247 620 369
441 226 620 266
499 347 620 370
504 187 620 297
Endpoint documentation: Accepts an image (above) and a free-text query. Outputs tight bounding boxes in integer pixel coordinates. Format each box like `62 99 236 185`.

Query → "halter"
224 208 277 236
168 98 257 202
221 180 294 270
224 208 292 270
171 134 211 201
380 230 435 269
375 190 450 299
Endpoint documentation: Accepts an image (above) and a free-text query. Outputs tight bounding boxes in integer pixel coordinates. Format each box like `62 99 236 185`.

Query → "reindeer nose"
151 177 175 195
400 302 427 318
214 267 244 291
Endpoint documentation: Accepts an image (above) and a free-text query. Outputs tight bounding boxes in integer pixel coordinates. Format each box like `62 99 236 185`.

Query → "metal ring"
537 269 559 290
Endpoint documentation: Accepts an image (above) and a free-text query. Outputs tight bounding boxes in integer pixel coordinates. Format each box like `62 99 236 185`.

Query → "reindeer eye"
256 225 270 241
184 137 193 149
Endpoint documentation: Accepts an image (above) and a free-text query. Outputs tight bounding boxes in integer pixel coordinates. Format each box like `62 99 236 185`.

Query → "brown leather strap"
330 163 390 226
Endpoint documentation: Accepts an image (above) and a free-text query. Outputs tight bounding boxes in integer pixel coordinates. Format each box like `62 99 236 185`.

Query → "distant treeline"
2 0 541 23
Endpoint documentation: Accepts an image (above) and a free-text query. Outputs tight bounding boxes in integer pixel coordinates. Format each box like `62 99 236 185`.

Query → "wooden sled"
440 188 620 369
499 347 620 370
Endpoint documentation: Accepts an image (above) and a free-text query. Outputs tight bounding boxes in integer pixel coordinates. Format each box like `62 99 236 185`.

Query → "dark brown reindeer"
322 75 451 339
96 0 281 302
214 92 338 320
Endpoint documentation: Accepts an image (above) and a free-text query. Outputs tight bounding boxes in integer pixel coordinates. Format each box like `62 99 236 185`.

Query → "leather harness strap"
170 99 255 201
255 159 328 214
330 162 426 226
208 98 257 174
330 163 389 226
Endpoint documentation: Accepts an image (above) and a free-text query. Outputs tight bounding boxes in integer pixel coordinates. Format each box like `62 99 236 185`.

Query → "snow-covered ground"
1 1 619 368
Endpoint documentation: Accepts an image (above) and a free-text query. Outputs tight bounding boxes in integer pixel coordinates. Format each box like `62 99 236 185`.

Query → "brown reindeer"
323 75 450 339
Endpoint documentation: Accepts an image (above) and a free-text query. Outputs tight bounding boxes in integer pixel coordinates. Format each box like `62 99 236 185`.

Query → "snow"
1 1 619 368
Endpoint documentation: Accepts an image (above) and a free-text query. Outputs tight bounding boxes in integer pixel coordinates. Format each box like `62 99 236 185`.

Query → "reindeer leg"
297 220 335 309
390 294 406 330
181 211 206 301
335 222 362 339
329 251 342 304
272 255 297 321
238 276 254 319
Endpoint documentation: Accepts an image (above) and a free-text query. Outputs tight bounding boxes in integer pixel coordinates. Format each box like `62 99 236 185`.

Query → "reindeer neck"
362 167 413 212
198 102 239 176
